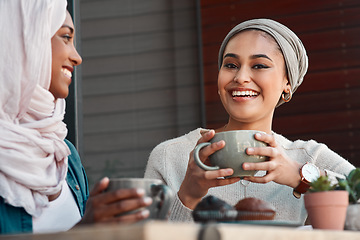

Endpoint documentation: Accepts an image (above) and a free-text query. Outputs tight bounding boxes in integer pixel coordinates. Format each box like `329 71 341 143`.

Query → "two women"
145 19 355 224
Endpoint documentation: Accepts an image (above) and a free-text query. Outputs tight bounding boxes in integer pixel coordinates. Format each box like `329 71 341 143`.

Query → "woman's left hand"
242 132 301 188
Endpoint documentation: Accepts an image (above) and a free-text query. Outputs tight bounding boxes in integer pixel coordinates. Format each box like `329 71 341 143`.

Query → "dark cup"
107 178 174 220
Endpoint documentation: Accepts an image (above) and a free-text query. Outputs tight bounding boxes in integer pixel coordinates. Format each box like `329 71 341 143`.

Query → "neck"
221 118 273 134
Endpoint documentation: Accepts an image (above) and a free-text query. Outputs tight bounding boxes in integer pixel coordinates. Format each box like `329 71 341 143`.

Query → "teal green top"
0 139 89 235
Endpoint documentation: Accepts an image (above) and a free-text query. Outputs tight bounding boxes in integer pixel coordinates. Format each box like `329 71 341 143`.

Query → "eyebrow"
251 54 272 61
61 24 74 34
223 53 239 59
223 53 273 62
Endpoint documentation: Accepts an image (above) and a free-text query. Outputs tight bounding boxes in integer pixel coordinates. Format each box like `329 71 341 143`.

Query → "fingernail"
101 177 109 183
143 197 153 205
243 163 249 169
141 209 150 218
136 188 145 195
255 133 262 138
216 140 224 146
247 148 254 153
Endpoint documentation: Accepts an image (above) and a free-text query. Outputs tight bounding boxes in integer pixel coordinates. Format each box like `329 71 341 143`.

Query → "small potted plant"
304 175 349 230
337 168 360 230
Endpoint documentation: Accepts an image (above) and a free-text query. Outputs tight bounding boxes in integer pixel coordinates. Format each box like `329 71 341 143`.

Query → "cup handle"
151 184 174 219
193 142 220 171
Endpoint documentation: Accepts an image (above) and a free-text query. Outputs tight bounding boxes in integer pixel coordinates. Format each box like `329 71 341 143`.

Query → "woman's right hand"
178 130 240 209
78 177 153 225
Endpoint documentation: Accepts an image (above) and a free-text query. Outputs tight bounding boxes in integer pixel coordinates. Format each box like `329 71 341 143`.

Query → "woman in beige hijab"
145 18 354 224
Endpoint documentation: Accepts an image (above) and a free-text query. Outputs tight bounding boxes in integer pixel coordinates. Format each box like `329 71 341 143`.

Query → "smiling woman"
50 11 82 100
144 18 355 225
0 0 152 235
217 30 290 132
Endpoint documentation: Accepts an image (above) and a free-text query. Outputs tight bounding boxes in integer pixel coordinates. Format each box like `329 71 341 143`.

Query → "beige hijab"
218 18 308 106
0 0 69 217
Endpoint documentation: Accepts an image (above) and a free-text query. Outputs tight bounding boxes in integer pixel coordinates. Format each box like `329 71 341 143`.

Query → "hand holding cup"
194 130 269 178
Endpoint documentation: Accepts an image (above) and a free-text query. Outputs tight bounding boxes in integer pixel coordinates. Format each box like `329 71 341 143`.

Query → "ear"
283 77 291 93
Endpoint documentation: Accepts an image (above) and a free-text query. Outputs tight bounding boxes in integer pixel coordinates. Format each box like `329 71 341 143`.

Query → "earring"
281 89 292 102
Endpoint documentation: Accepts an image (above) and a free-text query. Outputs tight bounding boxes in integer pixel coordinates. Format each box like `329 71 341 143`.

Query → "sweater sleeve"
294 139 355 183
144 142 167 182
168 194 194 222
144 129 204 222
144 141 194 222
312 141 354 184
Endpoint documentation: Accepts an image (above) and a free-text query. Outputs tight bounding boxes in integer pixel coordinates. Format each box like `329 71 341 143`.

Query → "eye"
223 63 238 69
62 34 72 43
253 64 269 69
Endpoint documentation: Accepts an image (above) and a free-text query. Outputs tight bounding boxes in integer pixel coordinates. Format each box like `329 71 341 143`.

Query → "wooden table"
1 221 360 240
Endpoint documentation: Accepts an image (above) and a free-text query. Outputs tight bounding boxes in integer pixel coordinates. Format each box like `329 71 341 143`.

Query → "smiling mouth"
61 68 72 78
231 90 259 98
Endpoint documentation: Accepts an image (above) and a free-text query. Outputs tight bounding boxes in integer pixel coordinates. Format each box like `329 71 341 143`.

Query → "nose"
70 46 82 66
233 67 251 84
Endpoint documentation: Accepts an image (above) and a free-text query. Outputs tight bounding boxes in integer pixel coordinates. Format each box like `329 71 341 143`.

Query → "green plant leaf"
348 168 360 182
309 176 337 192
338 168 360 204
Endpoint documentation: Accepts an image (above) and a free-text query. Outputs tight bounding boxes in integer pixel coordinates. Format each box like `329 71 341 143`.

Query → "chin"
53 92 69 100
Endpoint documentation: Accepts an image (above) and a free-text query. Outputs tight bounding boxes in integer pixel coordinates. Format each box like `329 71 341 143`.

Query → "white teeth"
61 68 72 78
232 90 259 97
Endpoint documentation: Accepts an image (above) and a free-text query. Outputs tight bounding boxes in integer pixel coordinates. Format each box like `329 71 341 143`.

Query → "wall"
79 0 202 185
201 0 360 166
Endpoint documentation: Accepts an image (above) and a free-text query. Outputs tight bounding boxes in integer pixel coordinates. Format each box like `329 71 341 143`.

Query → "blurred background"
66 0 360 187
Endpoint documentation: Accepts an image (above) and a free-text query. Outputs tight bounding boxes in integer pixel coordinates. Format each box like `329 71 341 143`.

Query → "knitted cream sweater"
144 128 354 224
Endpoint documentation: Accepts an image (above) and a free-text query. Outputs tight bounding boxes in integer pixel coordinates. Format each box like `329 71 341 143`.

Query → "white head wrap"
218 18 308 106
0 0 69 216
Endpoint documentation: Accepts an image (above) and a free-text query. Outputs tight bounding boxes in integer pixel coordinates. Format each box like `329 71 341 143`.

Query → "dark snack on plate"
234 197 276 220
192 195 237 222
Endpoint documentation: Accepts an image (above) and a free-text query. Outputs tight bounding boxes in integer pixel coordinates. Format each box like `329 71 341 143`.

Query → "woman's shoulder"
273 132 345 164
64 139 89 215
64 139 82 166
274 132 329 153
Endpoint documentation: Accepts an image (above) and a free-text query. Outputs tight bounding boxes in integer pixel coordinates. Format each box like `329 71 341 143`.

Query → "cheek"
218 70 232 87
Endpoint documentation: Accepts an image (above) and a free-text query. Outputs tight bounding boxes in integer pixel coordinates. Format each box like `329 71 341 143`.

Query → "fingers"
198 129 216 144
197 140 225 163
204 168 233 180
100 188 146 205
243 133 303 187
82 188 153 224
254 132 276 147
204 168 241 187
247 145 279 158
243 146 278 174
213 177 241 187
99 195 153 219
246 132 279 159
90 177 110 197
192 130 225 163
243 160 277 172
114 209 150 224
243 174 273 184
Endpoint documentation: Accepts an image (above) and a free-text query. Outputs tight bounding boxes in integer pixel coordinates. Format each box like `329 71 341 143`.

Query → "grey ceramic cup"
194 130 268 178
106 178 174 220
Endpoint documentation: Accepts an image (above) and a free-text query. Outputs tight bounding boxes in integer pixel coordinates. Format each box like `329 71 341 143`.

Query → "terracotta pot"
304 190 348 230
345 204 360 230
